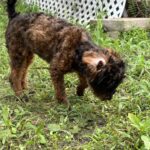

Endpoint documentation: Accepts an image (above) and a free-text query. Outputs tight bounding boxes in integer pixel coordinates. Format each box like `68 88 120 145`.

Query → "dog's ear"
97 60 104 70
82 51 107 69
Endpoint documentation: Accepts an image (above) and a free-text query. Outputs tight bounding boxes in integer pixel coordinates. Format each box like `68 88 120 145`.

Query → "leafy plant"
128 113 150 150
127 0 150 17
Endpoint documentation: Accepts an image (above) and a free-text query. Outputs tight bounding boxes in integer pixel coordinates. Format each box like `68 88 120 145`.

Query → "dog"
5 0 125 105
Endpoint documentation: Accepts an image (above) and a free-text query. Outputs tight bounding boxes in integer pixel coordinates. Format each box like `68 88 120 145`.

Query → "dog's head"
82 48 125 100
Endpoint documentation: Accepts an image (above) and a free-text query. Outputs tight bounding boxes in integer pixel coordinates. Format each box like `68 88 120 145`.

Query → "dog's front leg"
77 74 88 96
50 67 68 104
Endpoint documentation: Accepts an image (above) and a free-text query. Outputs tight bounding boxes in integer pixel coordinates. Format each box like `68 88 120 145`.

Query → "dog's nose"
102 95 112 100
106 96 112 100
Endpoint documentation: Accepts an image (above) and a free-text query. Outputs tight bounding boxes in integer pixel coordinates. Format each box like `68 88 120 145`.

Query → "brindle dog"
6 0 125 105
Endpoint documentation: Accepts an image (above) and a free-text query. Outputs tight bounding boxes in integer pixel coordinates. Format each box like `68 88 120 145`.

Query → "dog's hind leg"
76 74 88 96
21 52 34 90
9 47 33 96
9 64 25 96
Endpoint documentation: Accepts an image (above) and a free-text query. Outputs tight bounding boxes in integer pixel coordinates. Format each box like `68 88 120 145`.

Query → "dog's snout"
101 94 112 101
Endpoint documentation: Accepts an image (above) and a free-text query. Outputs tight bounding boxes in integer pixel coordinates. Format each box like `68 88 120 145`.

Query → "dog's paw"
57 98 70 109
76 86 84 96
15 94 29 102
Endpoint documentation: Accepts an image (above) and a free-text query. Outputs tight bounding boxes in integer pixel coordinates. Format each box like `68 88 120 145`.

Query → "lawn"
0 1 150 150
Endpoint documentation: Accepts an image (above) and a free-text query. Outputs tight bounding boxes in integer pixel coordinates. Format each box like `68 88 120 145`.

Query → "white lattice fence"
26 0 126 23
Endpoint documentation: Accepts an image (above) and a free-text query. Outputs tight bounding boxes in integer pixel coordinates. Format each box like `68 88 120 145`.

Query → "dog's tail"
7 0 18 20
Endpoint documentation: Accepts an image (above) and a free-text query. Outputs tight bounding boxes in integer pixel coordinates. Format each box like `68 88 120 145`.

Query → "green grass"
0 1 150 150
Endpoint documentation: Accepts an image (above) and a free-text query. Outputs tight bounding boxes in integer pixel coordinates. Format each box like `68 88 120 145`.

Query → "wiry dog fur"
6 0 125 104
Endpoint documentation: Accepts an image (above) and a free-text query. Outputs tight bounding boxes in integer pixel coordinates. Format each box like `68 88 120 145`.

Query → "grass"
0 1 150 150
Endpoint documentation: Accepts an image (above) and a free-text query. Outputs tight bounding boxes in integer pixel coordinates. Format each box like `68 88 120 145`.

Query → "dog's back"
6 0 83 62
